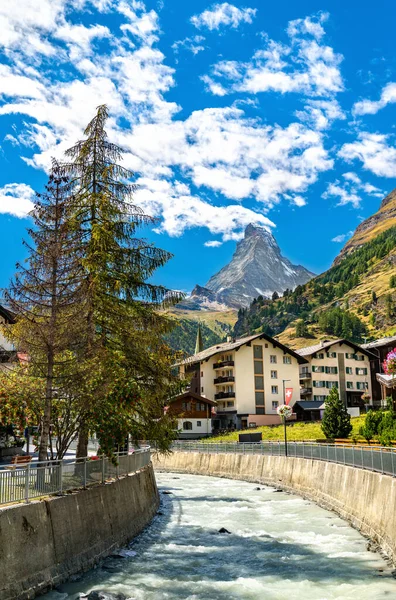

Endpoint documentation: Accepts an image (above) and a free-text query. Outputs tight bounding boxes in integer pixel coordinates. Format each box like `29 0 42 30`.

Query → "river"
44 472 395 600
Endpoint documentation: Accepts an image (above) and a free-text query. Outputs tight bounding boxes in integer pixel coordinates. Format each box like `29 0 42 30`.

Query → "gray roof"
294 401 325 410
180 332 308 366
362 335 396 350
376 373 396 388
297 338 375 359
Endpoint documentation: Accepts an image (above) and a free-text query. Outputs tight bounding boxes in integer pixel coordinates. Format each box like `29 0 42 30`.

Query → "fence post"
343 445 345 465
361 446 364 469
24 464 30 503
83 457 87 488
392 449 395 477
59 460 63 495
102 455 105 483
380 448 384 474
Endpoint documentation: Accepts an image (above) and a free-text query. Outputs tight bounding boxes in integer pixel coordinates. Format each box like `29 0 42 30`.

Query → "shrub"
321 387 352 439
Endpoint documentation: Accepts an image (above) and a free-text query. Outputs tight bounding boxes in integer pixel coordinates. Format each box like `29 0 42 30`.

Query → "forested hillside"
234 226 396 348
165 318 223 356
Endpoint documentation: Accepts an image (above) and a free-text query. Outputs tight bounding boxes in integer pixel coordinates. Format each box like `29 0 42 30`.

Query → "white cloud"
0 3 337 241
172 35 205 56
203 12 343 98
323 171 384 208
295 99 345 130
331 231 353 243
353 82 396 116
191 3 256 31
204 240 222 247
339 132 396 178
0 183 35 217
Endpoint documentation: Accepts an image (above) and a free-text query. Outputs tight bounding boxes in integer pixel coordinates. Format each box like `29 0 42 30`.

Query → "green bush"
321 387 352 439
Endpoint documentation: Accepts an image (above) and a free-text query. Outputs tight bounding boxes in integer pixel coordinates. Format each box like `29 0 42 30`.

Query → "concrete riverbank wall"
153 451 396 564
0 464 159 600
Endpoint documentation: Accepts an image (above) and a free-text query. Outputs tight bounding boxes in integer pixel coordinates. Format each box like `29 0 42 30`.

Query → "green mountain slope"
164 317 225 356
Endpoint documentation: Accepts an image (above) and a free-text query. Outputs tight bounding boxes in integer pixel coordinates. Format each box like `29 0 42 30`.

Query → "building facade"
297 340 375 414
362 335 396 406
167 391 216 439
179 333 307 429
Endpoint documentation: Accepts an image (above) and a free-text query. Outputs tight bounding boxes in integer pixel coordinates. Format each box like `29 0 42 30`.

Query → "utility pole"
282 379 291 457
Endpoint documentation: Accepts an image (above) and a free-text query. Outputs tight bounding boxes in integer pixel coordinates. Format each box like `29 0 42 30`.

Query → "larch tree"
4 162 84 462
62 104 182 457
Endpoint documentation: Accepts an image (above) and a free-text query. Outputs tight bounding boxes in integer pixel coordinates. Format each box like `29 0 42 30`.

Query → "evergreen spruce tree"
321 387 352 439
62 105 182 457
4 162 84 461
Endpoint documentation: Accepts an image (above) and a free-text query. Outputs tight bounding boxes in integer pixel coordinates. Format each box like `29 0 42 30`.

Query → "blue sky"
0 0 396 294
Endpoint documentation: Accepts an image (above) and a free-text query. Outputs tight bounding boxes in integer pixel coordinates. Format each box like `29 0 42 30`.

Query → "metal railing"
0 447 151 506
170 441 396 477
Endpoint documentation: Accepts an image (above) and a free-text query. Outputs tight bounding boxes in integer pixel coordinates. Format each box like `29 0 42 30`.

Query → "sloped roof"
294 401 325 410
168 391 217 406
180 332 308 366
297 338 376 359
0 304 15 324
376 373 396 388
362 335 396 350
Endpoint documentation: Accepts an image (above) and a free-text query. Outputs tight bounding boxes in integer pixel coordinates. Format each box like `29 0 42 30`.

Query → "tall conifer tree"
4 162 84 461
63 105 182 456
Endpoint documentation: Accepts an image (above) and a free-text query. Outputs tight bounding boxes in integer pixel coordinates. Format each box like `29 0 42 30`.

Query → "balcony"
215 391 236 400
300 388 312 396
213 360 234 369
299 371 311 380
214 376 235 385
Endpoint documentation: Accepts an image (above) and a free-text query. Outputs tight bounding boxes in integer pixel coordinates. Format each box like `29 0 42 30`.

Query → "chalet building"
178 333 307 429
362 335 396 406
167 391 217 439
296 340 376 414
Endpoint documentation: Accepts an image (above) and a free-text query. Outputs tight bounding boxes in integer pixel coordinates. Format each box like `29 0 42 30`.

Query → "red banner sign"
285 388 293 405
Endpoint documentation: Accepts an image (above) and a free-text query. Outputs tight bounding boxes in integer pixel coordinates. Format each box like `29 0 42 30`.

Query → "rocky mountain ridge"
180 224 315 310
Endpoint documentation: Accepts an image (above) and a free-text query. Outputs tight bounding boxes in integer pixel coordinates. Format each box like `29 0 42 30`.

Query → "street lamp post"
280 379 292 457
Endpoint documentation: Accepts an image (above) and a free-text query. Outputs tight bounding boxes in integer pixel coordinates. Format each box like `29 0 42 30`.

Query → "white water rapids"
45 472 395 600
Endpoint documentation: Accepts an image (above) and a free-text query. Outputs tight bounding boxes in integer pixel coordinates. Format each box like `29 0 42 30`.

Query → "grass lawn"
204 416 366 443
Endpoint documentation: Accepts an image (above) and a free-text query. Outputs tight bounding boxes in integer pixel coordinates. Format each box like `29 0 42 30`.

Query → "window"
201 387 204 393
270 355 277 364
346 367 353 375
314 395 326 401
256 407 265 415
265 343 268 348
356 355 365 361
317 353 324 359
272 401 279 410
254 361 263 374
271 370 277 379
253 345 263 359
313 380 326 388
346 382 353 389
346 353 357 360
255 391 265 405
271 385 278 394
356 382 368 390
325 366 338 374
326 352 336 358
227 401 234 407
197 421 202 427
183 421 192 430
182 402 191 411
283 356 291 364
356 368 367 375
312 365 324 373
255 376 264 390
325 381 338 389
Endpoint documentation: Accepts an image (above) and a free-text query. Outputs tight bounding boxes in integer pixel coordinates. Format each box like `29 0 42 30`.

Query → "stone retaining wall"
0 464 159 600
153 451 396 564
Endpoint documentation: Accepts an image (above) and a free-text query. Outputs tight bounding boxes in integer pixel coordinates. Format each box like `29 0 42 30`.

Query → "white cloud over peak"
0 183 35 217
204 240 223 247
203 13 343 98
353 82 396 116
331 230 353 243
191 3 256 31
339 133 396 178
322 171 384 208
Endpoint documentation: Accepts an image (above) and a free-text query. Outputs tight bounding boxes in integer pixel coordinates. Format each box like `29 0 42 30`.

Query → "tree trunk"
76 422 89 458
38 354 53 462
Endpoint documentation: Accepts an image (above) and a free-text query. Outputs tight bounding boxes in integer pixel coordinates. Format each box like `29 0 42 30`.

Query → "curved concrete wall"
0 464 159 600
153 452 396 564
